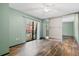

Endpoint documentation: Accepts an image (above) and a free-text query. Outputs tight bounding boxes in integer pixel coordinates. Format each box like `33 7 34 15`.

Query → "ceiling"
9 3 79 19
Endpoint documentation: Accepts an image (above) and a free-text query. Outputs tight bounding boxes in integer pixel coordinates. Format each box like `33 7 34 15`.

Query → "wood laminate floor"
8 38 79 56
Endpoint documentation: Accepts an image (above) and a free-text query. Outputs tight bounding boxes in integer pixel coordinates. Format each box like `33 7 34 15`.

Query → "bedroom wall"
48 14 78 42
62 22 74 36
49 18 62 41
9 8 41 46
0 4 42 55
0 4 9 55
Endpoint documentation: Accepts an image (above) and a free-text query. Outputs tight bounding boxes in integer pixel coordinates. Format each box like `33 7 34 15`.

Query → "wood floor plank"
9 38 79 56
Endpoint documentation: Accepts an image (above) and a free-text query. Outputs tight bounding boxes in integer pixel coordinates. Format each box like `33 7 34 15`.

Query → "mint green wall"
42 20 49 37
9 8 41 46
62 22 74 36
9 9 26 46
40 20 47 37
77 13 79 43
0 4 9 55
0 4 42 55
40 21 44 37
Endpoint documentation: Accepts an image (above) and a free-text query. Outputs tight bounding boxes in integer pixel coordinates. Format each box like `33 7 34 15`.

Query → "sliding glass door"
24 18 40 41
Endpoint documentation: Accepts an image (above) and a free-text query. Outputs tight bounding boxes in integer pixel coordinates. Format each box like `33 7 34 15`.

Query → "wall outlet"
16 38 19 40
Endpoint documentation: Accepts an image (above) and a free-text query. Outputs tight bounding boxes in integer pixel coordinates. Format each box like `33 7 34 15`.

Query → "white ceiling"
9 3 79 19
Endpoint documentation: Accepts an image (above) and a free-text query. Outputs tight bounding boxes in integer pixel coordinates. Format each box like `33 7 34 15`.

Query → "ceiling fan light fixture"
44 7 51 12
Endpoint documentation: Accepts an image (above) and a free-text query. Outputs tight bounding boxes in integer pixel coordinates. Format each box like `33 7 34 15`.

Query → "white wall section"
49 18 62 41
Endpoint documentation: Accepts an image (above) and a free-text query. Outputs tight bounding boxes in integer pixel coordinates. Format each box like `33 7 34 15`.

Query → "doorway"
25 20 40 41
62 22 74 40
